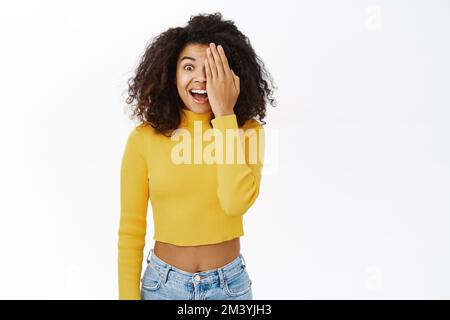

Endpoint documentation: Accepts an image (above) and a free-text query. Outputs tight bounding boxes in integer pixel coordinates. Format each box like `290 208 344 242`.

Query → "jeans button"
194 274 201 281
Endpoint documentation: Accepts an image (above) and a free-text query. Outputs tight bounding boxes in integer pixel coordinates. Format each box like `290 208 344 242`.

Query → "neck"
180 107 214 129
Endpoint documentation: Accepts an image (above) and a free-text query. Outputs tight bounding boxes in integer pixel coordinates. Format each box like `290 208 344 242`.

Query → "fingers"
208 43 225 78
216 44 231 72
231 69 240 92
206 47 217 79
205 56 212 81
206 43 236 90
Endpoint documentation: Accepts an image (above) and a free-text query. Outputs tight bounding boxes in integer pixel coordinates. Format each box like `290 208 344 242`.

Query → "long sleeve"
211 114 265 217
118 126 149 300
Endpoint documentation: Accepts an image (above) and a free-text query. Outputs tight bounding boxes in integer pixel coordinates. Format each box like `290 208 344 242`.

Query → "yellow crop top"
118 108 265 299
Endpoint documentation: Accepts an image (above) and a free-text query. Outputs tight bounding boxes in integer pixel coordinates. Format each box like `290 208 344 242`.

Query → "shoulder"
125 123 143 141
242 118 264 132
240 118 265 146
128 122 157 139
124 123 155 150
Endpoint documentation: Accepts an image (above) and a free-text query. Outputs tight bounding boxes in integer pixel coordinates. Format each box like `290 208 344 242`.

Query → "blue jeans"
140 249 253 300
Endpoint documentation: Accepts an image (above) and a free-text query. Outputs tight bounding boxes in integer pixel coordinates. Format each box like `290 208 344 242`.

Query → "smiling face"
175 43 211 113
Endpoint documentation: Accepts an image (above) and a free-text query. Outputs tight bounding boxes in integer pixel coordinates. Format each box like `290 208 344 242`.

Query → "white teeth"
191 89 207 94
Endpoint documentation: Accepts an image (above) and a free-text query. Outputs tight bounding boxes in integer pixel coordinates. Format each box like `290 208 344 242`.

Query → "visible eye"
184 65 194 71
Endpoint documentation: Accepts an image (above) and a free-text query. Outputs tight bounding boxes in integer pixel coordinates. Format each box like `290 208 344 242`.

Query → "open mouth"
189 89 209 104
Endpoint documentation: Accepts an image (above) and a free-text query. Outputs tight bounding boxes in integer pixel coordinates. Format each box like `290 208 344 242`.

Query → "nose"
194 64 207 82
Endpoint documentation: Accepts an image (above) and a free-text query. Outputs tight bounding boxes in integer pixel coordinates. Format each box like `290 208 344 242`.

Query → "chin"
184 104 211 114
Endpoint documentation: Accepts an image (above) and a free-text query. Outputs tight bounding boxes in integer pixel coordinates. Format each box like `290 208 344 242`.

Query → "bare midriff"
153 237 241 273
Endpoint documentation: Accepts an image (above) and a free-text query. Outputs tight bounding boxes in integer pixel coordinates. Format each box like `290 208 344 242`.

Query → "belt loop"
146 249 152 264
240 254 247 268
162 265 171 284
217 268 225 288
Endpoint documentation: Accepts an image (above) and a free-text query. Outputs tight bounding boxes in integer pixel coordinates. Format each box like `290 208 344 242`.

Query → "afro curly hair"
125 12 277 137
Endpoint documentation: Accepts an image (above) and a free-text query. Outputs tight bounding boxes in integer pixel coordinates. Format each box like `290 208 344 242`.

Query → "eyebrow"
179 56 196 63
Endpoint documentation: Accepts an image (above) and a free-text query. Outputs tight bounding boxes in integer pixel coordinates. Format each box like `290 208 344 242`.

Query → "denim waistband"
145 248 247 286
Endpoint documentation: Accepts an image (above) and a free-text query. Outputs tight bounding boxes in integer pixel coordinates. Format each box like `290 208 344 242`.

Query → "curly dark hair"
125 12 277 137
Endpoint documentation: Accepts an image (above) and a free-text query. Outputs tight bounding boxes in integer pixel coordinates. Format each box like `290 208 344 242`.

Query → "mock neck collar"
180 107 214 129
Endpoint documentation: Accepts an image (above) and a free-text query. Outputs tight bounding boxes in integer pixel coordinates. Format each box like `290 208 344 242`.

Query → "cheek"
177 73 191 90
176 76 190 101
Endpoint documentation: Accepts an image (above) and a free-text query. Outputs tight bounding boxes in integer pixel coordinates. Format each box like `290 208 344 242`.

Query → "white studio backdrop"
0 0 449 299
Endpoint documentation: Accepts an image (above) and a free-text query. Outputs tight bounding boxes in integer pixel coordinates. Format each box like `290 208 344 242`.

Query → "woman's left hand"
205 43 240 117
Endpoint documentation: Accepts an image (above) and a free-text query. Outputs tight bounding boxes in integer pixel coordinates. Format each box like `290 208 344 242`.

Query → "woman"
118 12 276 300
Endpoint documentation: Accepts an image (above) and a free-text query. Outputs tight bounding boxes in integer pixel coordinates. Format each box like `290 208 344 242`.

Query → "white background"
0 0 449 299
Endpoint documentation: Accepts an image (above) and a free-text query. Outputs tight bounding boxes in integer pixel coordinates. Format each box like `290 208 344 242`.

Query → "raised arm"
211 114 265 217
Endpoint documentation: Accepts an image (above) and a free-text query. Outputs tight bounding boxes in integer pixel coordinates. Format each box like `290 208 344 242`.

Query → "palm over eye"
204 43 240 117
